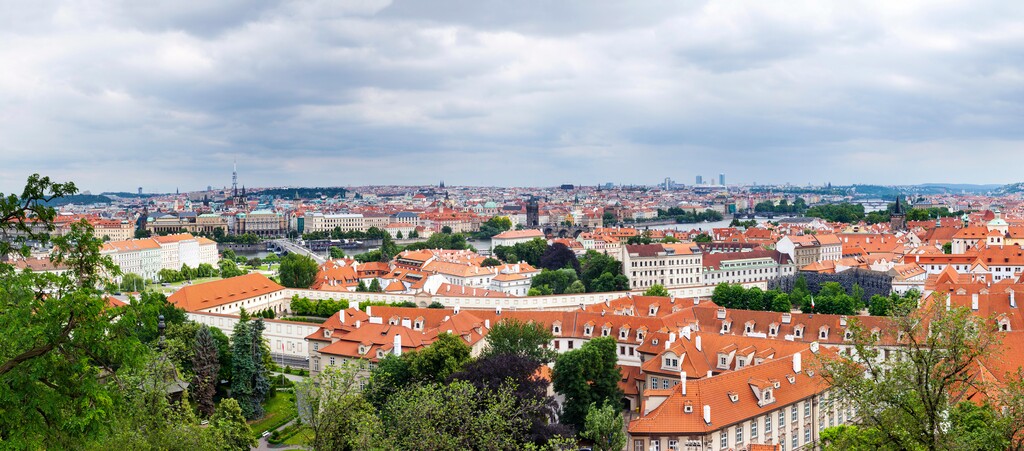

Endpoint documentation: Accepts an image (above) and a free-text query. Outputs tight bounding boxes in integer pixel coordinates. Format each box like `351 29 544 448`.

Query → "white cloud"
2 0 1024 193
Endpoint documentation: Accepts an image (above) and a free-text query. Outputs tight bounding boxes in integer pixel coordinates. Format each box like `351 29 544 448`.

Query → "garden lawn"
283 426 314 446
248 392 297 437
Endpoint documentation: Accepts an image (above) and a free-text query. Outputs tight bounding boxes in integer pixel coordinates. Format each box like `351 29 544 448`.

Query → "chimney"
339 310 345 324
668 332 677 344
946 296 951 311
793 352 802 373
454 305 460 315
680 371 687 395
485 319 490 329
1012 290 1017 308
707 370 712 378
496 306 502 315
355 320 361 328
972 293 979 311
703 405 711 424
366 306 372 317
393 333 402 356
695 335 702 351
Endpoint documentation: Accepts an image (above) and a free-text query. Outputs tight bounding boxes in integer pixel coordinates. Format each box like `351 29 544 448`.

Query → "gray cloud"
2 0 1024 193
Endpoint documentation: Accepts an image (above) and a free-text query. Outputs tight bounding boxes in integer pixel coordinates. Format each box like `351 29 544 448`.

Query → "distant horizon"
36 180 1015 198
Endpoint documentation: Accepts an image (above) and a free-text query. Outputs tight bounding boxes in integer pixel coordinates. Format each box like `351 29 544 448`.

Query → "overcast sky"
2 0 1024 193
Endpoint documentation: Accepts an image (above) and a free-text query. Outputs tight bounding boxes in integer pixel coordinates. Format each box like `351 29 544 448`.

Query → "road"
271 239 326 264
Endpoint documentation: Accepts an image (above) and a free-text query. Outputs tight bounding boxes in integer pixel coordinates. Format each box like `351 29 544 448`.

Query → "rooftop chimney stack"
793 352 802 373
339 310 345 324
393 333 402 356
695 335 702 351
703 405 711 424
485 319 490 329
681 326 691 340
681 371 687 395
972 293 979 311
1012 290 1017 308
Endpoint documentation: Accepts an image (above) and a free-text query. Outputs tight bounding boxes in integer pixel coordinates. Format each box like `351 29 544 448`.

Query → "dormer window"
794 326 804 338
728 392 739 403
663 357 679 368
786 374 796 384
773 380 781 389
1000 318 1011 331
389 317 400 325
819 326 829 340
620 329 628 339
737 358 746 368
649 306 658 316
323 329 331 338
768 324 779 336
844 329 853 341
553 324 561 335
721 321 731 334
718 355 728 368
414 319 424 330
636 331 646 341
358 345 368 355
584 326 593 336
871 329 881 341
376 349 385 359
744 321 755 334
602 327 611 337
684 401 693 413
762 388 774 404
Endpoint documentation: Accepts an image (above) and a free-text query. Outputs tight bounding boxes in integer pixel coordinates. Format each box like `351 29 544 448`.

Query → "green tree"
278 253 319 288
552 337 623 430
231 318 270 419
328 246 345 259
441 225 453 234
531 268 580 294
564 280 586 294
581 402 627 451
644 284 669 297
120 272 147 292
381 380 539 450
481 257 502 267
483 318 556 362
693 232 712 243
192 325 221 417
1 177 149 448
363 354 414 411
210 398 257 450
943 242 953 254
395 231 403 239
196 263 217 278
218 259 246 278
408 333 472 383
818 299 1002 450
296 363 381 451
368 278 383 292
221 249 237 261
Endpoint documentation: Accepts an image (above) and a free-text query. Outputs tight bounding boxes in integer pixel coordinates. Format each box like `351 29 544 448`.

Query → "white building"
621 243 704 290
101 238 163 281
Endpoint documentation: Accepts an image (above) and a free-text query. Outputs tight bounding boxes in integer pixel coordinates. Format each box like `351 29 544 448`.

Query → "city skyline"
4 1 1024 192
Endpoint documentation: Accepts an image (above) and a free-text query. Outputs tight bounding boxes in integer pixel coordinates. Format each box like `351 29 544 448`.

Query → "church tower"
890 195 906 232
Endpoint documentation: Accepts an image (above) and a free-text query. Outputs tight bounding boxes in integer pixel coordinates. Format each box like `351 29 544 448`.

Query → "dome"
484 201 498 209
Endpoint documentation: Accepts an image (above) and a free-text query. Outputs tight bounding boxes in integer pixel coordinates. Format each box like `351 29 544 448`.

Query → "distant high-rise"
696 175 703 185
719 173 725 186
232 160 238 197
137 187 142 195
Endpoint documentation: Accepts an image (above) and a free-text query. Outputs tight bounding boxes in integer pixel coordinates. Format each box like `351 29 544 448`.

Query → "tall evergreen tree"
192 325 220 417
230 319 257 418
249 319 270 418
